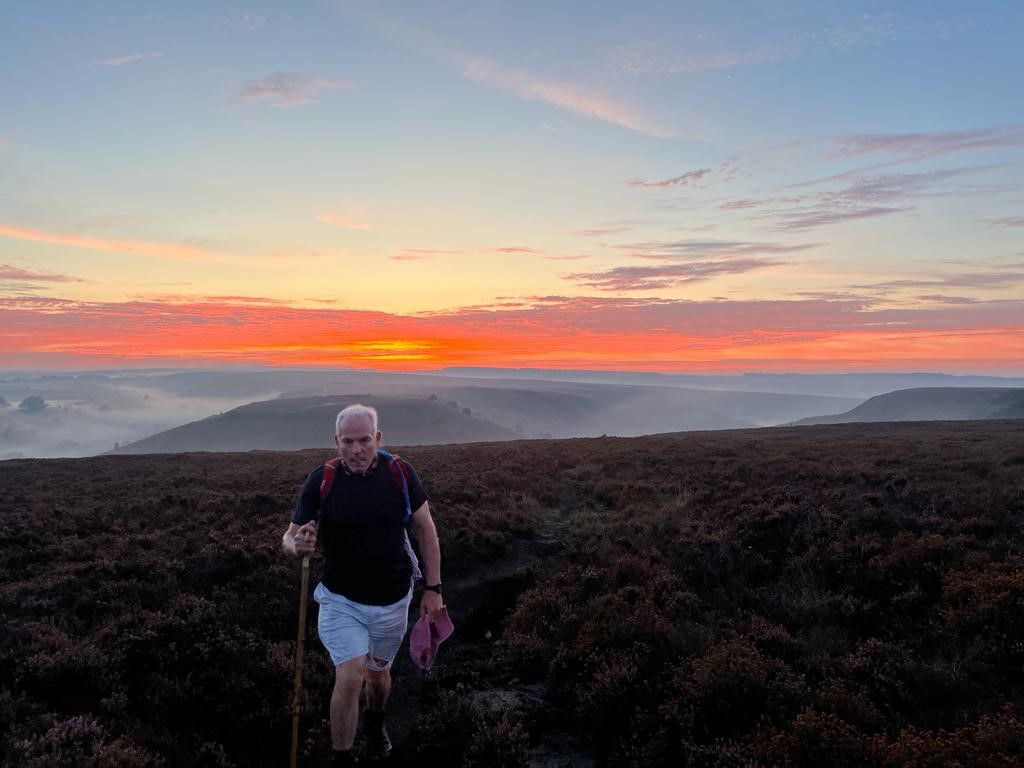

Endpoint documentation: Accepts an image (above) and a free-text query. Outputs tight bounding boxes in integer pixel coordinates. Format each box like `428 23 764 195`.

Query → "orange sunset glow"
2 3 1023 375
3 296 1022 373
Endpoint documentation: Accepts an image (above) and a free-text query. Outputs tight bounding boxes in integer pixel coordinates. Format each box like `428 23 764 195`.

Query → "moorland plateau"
1 420 1023 766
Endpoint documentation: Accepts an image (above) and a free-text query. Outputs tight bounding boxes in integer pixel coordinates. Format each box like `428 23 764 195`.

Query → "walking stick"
290 554 311 768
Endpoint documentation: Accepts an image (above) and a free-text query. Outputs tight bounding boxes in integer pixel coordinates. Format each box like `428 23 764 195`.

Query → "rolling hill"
109 384 862 454
109 395 519 454
794 387 1024 425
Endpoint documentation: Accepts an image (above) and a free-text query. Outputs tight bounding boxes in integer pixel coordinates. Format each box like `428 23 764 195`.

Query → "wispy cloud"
776 206 908 231
828 124 1024 161
852 270 1024 293
390 248 457 261
613 239 818 260
544 254 591 261
609 41 783 75
566 257 785 291
372 16 672 137
984 216 1024 228
460 56 673 137
766 167 997 231
628 169 711 188
236 72 354 107
493 247 540 254
0 223 247 265
0 264 81 283
315 209 373 230
242 14 267 31
720 199 762 210
102 51 163 66
575 221 645 238
916 295 980 304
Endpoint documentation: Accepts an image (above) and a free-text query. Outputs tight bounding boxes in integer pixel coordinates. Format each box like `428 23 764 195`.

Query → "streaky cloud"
102 51 163 66
984 216 1024 228
829 124 1024 161
775 206 908 231
566 257 785 291
236 72 354 107
461 56 674 138
0 223 268 267
614 239 818 260
315 211 373 230
628 169 711 188
390 248 458 261
371 15 673 137
0 264 80 283
609 41 783 75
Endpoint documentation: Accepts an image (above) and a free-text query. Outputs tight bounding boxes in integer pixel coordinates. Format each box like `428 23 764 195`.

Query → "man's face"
334 414 381 473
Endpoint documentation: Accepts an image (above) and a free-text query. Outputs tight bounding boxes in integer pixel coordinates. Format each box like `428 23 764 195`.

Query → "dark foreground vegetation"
1 420 1023 767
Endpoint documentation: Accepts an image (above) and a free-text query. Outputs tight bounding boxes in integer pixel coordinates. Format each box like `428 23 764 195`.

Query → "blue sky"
1 1 1022 372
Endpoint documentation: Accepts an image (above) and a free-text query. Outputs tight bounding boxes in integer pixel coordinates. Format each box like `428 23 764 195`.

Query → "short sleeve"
402 461 429 513
291 466 324 525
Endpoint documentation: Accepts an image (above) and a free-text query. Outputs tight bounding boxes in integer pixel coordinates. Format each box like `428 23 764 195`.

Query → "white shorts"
313 582 413 670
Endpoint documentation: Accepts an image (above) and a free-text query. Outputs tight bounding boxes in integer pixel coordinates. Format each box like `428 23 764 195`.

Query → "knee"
334 660 365 694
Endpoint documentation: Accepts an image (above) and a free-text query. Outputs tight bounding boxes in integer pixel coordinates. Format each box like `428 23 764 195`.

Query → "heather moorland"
1 420 1023 766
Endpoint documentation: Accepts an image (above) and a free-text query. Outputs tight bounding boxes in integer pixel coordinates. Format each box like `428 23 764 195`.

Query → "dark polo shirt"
293 456 428 606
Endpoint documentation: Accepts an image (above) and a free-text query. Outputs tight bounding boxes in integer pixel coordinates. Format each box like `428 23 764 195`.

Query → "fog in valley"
2 367 1022 459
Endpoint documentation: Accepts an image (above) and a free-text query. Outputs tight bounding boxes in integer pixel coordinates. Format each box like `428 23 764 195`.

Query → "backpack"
317 448 422 580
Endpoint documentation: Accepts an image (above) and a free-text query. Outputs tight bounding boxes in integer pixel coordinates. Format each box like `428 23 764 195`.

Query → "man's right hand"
287 521 318 557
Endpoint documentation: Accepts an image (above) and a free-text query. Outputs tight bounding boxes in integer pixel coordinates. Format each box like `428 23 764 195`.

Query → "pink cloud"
575 221 645 237
566 257 785 291
0 223 243 264
459 56 673 137
829 124 1024 161
493 247 540 254
609 41 783 75
613 239 817 260
236 72 354 107
627 168 711 188
0 265 80 283
984 216 1024 228
774 206 908 231
315 211 373 230
390 248 458 261
720 199 762 210
102 52 162 66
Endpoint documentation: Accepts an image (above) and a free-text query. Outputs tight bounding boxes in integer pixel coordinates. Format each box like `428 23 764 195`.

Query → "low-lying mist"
0 377 280 459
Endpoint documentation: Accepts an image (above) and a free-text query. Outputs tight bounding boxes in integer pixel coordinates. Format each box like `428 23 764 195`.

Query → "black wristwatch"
423 583 443 594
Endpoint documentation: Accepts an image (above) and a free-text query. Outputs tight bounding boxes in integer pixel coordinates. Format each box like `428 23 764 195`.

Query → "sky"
1 0 1023 374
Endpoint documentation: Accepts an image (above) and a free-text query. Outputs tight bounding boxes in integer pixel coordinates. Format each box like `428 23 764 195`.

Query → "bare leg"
331 657 366 750
364 665 391 712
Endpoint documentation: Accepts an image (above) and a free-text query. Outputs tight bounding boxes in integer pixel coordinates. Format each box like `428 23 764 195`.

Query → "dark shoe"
363 710 392 760
332 748 358 767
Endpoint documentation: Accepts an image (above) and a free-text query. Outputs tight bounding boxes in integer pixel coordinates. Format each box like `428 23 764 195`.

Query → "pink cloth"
409 608 454 670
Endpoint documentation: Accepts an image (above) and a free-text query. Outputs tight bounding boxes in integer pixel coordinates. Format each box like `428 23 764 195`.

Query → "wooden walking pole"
290 554 311 768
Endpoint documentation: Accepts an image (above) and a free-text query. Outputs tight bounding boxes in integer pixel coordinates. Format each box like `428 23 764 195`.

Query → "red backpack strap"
379 450 413 524
388 453 411 485
320 457 342 502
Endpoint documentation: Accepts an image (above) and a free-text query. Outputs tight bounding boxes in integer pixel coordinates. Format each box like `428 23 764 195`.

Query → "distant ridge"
109 395 518 454
793 387 1024 426
441 368 1024 397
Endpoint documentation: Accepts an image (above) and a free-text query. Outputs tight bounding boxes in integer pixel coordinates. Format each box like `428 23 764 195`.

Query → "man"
282 404 444 766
